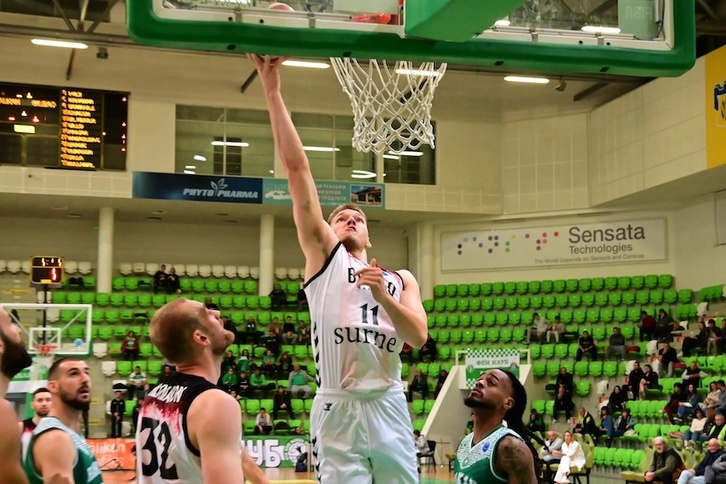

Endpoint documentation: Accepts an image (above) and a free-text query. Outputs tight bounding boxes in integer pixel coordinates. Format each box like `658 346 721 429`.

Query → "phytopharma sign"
441 219 666 271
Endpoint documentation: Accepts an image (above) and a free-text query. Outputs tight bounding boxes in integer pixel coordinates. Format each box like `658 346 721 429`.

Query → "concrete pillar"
419 222 435 300
96 207 114 294
259 214 275 296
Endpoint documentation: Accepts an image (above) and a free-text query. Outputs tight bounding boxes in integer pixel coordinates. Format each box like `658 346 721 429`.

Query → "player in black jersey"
19 387 51 460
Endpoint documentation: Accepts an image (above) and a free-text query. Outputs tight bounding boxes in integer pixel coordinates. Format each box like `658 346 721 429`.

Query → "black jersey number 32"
140 417 179 479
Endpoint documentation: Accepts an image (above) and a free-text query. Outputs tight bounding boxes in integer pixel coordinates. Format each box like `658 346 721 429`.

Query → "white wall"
0 217 99 262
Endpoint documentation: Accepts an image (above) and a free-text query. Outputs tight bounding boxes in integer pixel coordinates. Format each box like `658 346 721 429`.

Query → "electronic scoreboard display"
0 83 128 170
30 256 64 285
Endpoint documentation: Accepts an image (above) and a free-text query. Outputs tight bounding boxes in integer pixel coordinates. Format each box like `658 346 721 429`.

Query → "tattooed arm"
495 436 538 484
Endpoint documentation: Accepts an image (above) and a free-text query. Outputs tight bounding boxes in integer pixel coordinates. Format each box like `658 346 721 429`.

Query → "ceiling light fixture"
494 19 511 27
387 150 424 157
185 165 196 169
351 170 377 179
183 170 196 174
303 146 340 152
211 141 249 147
504 76 550 84
193 155 207 162
14 125 35 134
581 26 621 34
382 154 400 160
282 60 330 69
31 38 88 49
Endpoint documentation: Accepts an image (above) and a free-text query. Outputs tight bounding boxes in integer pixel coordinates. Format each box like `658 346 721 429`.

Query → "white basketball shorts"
310 386 419 484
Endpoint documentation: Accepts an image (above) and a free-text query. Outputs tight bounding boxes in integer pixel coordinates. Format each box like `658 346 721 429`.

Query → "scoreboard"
0 83 128 170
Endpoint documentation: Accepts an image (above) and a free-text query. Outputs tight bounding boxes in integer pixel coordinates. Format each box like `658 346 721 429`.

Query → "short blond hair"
150 298 204 364
327 203 366 224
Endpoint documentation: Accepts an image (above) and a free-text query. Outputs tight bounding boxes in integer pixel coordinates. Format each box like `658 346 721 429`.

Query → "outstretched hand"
246 54 290 95
353 258 389 303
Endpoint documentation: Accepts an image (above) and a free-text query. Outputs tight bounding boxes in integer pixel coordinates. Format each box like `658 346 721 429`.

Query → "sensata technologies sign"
441 218 667 271
132 172 263 204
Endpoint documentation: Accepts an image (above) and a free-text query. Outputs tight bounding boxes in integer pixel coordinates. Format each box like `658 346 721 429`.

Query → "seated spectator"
434 369 448 399
297 327 311 346
296 286 308 311
223 317 242 345
243 317 262 345
237 349 252 373
288 364 315 399
400 342 414 365
706 452 726 483
237 371 252 398
204 297 219 311
131 398 143 434
547 315 564 343
553 383 574 424
261 350 278 377
640 310 656 342
122 331 140 361
127 365 148 400
551 431 586 484
607 385 627 415
221 350 237 374
626 361 645 400
160 364 175 382
281 316 297 344
639 364 660 399
654 308 677 342
606 327 626 360
656 342 679 377
705 382 722 418
165 266 180 294
419 336 437 362
716 381 726 416
270 284 288 310
676 383 702 423
718 319 726 354
645 437 683 484
611 409 637 443
679 438 726 484
597 407 615 442
278 351 294 378
527 409 545 434
575 331 597 361
548 367 574 396
221 367 238 393
254 408 273 435
528 312 549 344
573 407 598 440
541 430 563 482
272 386 294 420
703 412 726 446
663 383 688 424
250 368 273 397
408 369 428 402
229 390 241 401
270 317 281 334
681 407 708 446
683 321 709 357
413 430 433 460
265 329 282 357
683 361 705 390
293 425 305 436
153 264 167 294
710 319 723 355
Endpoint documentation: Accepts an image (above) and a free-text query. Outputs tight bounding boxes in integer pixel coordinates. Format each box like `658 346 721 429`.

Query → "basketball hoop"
330 58 447 154
33 344 57 357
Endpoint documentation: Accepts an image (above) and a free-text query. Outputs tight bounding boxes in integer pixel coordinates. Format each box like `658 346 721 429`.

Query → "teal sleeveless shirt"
23 416 103 484
454 425 523 483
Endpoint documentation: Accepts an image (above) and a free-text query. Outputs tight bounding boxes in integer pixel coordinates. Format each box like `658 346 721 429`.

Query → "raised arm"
247 54 337 276
32 430 77 484
188 390 244 484
0 402 29 484
494 436 538 484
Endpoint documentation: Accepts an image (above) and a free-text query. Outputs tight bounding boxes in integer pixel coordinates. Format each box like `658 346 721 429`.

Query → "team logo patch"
324 402 332 411
482 442 491 453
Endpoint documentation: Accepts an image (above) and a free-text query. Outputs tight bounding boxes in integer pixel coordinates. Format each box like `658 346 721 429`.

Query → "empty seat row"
118 263 303 280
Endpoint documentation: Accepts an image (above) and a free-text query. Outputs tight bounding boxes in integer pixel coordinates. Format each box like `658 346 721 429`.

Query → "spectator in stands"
639 364 660 399
221 367 238 393
676 383 702 423
413 429 429 456
296 286 308 311
127 365 148 400
573 407 598 439
575 330 597 361
270 316 281 334
640 310 657 342
527 408 545 433
254 407 273 435
243 316 262 345
655 308 678 342
131 397 143 434
204 296 219 311
656 342 679 377
626 362 645 400
679 438 724 484
408 369 428 402
552 381 574 424
110 390 125 438
161 364 175 381
528 312 549 344
683 362 705 392
122 330 140 361
265 329 282 357
434 369 448 398
237 349 251 373
165 266 180 294
712 319 725 354
153 264 167 294
547 315 565 343
704 413 726 446
400 342 414 365
705 382 722 418
606 327 626 360
279 351 294 378
270 283 288 310
281 316 298 344
607 385 627 415
683 321 709 357
716 381 726 417
547 367 574 395
597 406 615 441
645 437 684 484
250 368 273 398
297 327 311 346
272 385 294 420
223 317 242 345
261 349 278 378
222 350 237 374
419 335 437 362
541 430 563 482
551 430 586 484
229 389 241 401
682 407 708 447
237 371 252 398
663 383 688 424
611 408 637 444
288 364 315 399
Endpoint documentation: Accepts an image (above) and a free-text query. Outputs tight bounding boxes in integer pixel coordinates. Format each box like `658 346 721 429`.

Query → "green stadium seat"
455 284 468 297
504 297 516 310
92 310 104 324
512 328 526 342
499 329 512 343
461 330 474 344
563 279 577 293
594 293 608 307
447 315 459 327
218 296 232 310
491 297 503 311
678 289 693 304
541 344 555 359
564 295 579 308
491 282 504 295
574 361 588 377
644 275 658 289
555 344 568 359
456 299 468 312
495 313 508 326
503 281 516 295
444 284 456 297
521 312 534 325
581 294 594 307
474 330 486 343
112 277 124 291
123 294 138 307
529 344 541 359
218 280 232 293
591 278 604 291
51 292 67 304
607 293 622 306
589 361 603 377
434 299 446 312
147 360 163 376
603 361 617 377
411 400 424 414
600 309 613 323
542 296 555 309
664 290 678 304
546 362 560 377
80 292 94 305
650 290 663 305
591 325 605 341
555 295 568 308
104 309 118 323
468 284 481 297
125 277 139 291
438 347 451 360
412 419 425 432
586 309 600 323
423 300 434 312
630 275 645 289
437 330 450 344
527 280 540 294
604 277 617 291
627 307 641 322
424 400 436 415
538 280 552 293
530 296 543 309
450 330 463 344
620 291 634 306
434 285 446 298
66 292 81 304
478 283 491 296
151 294 165 308
576 381 590 396
533 362 546 377
445 300 457 312
469 298 481 312
573 309 586 324
138 294 152 308
613 308 627 323
566 343 578 359
515 281 528 294
176 278 190 292
617 276 631 290
577 278 591 292
487 329 499 343
117 361 132 376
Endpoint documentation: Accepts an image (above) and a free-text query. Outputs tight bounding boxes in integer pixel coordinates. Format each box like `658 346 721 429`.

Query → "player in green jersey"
454 369 541 483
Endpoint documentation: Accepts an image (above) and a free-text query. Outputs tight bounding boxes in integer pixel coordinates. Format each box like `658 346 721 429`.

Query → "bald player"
0 304 33 483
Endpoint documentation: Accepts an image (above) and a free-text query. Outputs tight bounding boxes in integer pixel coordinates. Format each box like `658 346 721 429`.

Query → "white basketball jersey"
136 372 223 483
305 242 405 393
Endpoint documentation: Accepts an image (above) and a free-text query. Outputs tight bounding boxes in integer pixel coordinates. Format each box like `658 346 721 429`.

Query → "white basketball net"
330 58 447 154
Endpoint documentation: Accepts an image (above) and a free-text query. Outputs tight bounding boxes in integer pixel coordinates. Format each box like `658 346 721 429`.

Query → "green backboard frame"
127 0 696 77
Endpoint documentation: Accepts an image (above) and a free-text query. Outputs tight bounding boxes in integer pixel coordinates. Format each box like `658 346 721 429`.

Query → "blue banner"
132 172 263 204
262 178 384 209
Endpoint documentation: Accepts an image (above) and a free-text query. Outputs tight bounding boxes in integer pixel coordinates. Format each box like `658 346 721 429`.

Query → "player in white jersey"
0 304 33 484
249 54 429 483
136 298 246 483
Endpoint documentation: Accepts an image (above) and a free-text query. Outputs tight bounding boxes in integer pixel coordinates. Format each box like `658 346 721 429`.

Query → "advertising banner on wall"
262 178 385 209
89 439 136 470
132 172 263 204
706 44 726 169
442 218 667 271
242 436 310 468
465 349 520 388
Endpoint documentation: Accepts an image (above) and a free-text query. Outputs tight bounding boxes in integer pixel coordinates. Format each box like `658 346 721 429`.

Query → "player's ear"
503 397 514 411
192 329 210 347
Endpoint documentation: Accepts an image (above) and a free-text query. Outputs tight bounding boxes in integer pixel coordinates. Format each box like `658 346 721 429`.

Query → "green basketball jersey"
23 416 103 484
454 425 523 484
